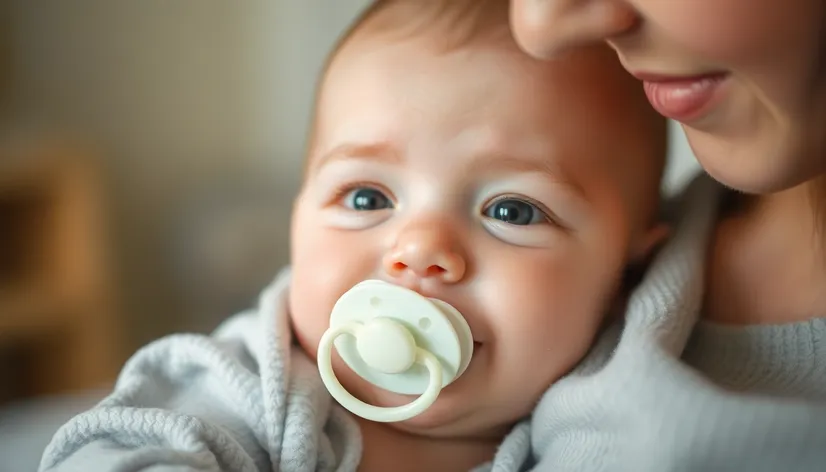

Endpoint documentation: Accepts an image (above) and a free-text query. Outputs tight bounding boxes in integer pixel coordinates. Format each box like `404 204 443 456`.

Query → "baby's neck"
357 417 498 472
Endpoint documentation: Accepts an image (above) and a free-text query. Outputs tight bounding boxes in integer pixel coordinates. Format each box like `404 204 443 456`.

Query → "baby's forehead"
312 22 664 179
315 38 657 155
324 0 653 136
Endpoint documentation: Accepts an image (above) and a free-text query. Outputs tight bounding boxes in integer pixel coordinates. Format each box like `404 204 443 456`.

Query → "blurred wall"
0 1 9 111
7 0 371 348
6 1 698 350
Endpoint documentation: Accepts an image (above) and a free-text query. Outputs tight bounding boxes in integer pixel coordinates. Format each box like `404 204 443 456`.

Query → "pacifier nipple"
317 280 474 423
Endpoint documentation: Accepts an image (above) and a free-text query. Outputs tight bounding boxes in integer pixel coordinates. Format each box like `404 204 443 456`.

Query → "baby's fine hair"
339 0 512 52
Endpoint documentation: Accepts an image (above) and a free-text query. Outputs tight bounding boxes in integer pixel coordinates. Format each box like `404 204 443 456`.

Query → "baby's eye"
343 187 394 211
483 198 545 225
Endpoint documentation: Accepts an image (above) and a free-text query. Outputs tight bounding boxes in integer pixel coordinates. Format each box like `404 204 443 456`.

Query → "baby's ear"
631 222 671 264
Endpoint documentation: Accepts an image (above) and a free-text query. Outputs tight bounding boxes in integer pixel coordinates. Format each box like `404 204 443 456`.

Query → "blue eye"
484 198 544 225
345 187 394 211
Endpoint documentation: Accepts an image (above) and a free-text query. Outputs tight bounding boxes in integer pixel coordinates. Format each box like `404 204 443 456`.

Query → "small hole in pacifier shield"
369 296 381 308
418 317 431 330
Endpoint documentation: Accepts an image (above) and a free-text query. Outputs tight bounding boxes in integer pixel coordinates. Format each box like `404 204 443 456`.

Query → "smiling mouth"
633 71 731 122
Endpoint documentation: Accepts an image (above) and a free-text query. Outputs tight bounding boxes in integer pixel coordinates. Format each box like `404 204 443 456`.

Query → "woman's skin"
509 0 826 326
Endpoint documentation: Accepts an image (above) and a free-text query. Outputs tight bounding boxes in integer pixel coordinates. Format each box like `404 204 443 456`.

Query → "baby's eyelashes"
483 197 549 226
342 187 394 211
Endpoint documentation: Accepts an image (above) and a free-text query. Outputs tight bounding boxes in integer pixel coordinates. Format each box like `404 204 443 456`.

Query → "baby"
40 1 667 471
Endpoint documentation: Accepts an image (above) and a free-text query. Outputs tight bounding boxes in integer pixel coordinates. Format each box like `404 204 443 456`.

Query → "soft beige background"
6 1 700 349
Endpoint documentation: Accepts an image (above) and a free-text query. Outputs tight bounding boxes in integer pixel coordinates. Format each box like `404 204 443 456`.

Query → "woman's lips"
636 72 729 122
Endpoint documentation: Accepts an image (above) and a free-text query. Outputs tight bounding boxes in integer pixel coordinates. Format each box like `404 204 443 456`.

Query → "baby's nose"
383 227 466 284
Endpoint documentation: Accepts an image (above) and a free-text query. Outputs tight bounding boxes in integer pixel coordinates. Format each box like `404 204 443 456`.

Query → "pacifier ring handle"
317 321 444 423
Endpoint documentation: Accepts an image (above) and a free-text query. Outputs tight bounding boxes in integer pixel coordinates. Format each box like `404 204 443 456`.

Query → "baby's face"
290 34 664 437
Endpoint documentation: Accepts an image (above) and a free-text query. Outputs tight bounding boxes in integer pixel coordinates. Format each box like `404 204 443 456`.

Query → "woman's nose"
510 0 638 58
383 226 466 284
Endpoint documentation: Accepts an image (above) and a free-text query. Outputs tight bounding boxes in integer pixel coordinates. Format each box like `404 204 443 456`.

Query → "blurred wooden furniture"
0 138 122 405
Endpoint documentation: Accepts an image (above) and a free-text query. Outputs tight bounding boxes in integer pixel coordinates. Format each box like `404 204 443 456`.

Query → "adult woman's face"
510 0 826 194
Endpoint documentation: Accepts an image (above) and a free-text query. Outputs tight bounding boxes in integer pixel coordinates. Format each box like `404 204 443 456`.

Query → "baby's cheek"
288 269 335 360
289 227 382 357
483 251 611 372
289 240 339 348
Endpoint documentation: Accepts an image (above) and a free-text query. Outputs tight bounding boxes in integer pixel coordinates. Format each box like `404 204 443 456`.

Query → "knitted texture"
40 175 826 472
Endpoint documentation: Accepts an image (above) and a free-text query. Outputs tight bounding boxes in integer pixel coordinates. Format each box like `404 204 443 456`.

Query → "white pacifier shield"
356 317 417 374
330 280 473 395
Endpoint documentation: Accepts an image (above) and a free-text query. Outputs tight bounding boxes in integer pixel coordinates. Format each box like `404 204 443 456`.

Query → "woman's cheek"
634 0 802 61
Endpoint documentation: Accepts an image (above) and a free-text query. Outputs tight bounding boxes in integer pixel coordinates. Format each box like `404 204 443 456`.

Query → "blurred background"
0 1 700 469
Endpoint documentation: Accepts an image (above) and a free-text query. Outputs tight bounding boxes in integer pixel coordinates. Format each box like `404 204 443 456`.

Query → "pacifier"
317 280 474 423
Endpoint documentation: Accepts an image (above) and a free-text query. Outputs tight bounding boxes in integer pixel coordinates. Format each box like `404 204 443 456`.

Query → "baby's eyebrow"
310 142 401 173
471 154 589 204
311 140 589 205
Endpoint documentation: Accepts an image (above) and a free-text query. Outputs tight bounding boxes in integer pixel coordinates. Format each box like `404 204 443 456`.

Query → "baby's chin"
370 389 469 433
354 377 513 439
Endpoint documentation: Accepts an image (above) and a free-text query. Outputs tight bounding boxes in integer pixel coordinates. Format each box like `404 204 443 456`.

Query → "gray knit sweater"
39 175 826 472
